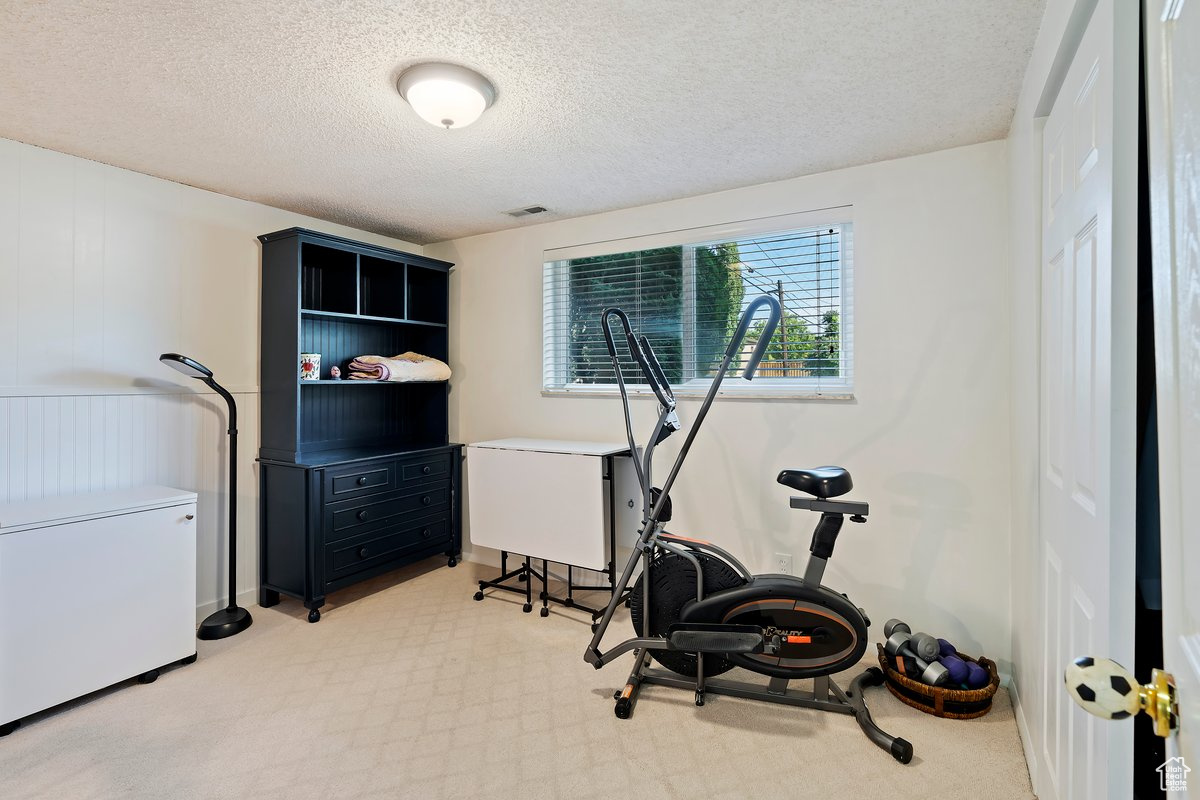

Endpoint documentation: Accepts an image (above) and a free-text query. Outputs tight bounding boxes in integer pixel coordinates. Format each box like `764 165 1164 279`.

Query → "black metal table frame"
474 453 631 624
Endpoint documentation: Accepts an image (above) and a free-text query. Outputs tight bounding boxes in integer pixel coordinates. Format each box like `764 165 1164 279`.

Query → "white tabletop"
469 438 630 457
0 485 198 532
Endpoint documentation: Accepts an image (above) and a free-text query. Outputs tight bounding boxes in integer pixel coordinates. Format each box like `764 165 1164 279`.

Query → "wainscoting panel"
0 390 260 616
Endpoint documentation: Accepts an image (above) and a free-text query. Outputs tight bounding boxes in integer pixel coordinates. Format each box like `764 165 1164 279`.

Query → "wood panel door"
1036 0 1138 795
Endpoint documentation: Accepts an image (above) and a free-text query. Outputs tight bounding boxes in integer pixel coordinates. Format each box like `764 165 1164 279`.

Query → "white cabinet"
0 486 198 732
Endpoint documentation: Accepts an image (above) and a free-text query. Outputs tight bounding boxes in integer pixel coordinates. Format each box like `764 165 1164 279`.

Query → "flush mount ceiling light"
396 62 495 130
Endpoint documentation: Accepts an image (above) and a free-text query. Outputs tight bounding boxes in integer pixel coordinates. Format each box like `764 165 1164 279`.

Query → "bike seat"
777 467 853 498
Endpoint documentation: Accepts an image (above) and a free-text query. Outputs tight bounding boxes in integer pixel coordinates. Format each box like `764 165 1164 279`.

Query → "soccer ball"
1064 656 1140 720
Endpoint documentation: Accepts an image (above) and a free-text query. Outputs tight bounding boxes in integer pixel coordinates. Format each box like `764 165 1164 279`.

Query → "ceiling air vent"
504 205 548 218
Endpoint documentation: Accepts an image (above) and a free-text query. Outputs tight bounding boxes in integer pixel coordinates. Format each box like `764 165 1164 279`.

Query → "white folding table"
466 438 637 622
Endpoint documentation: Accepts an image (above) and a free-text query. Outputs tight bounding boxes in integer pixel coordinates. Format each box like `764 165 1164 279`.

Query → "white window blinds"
543 221 853 397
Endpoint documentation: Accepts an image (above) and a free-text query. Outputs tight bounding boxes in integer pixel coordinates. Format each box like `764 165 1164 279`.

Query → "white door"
1037 0 1139 796
1145 0 1200 783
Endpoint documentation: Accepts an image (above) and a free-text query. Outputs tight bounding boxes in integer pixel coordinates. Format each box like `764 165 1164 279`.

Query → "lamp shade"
159 353 213 380
397 63 495 129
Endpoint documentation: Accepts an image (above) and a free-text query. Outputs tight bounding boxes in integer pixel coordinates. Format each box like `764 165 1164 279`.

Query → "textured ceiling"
0 1 1044 245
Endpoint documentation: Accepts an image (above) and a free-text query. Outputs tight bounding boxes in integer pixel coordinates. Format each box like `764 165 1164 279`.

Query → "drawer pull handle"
359 547 369 559
357 476 368 486
422 528 431 538
357 510 368 521
422 496 431 506
185 514 195 521
422 465 431 475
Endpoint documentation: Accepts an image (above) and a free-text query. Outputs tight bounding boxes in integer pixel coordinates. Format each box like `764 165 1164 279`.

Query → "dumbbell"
883 619 949 686
964 660 989 689
940 653 969 684
883 620 941 661
935 637 990 689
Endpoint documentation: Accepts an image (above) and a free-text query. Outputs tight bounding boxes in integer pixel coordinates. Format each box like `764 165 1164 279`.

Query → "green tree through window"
545 223 848 393
567 247 683 384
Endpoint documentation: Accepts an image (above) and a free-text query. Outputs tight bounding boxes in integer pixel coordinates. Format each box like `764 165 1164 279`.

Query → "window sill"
541 387 855 402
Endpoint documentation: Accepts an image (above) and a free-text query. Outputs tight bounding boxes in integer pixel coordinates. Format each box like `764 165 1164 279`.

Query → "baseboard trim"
195 589 259 625
1009 675 1039 796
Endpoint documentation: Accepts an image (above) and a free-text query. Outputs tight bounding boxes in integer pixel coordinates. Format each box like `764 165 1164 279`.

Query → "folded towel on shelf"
348 352 452 382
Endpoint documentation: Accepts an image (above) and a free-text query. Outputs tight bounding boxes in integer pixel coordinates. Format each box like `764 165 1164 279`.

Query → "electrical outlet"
775 553 793 575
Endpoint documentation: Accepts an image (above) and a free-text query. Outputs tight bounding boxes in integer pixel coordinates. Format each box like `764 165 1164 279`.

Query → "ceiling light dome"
397 63 495 130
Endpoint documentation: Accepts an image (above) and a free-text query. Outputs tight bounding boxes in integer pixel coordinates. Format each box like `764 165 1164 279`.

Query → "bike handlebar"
602 293 782 400
731 294 783 380
639 335 675 405
601 307 674 410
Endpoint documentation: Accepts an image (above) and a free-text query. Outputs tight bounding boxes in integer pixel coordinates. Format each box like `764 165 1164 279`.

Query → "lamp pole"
205 378 239 623
158 353 252 641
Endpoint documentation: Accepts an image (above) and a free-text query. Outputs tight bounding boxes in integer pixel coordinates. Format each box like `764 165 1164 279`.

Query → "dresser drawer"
325 461 395 500
325 482 451 540
327 515 450 579
397 451 453 487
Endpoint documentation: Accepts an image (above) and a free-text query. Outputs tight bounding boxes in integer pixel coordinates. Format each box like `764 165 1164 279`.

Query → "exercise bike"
583 295 912 764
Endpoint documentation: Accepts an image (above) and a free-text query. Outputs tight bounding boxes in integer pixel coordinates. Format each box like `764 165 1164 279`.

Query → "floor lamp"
160 353 253 640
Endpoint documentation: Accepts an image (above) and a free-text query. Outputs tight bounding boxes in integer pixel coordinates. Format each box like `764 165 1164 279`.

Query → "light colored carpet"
1 562 1034 799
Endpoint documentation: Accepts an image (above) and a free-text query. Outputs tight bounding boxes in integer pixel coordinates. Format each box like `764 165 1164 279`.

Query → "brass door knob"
1064 656 1179 737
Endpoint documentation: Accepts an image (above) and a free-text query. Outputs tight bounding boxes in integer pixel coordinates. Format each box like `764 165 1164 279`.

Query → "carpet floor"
1 561 1034 799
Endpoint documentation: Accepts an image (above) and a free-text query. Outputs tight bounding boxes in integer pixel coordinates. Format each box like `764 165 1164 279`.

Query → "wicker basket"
876 643 1000 719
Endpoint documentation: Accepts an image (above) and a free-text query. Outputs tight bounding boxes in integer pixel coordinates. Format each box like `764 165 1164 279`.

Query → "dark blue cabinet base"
258 445 463 621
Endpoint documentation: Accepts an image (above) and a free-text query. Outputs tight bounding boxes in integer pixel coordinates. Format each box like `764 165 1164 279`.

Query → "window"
542 216 853 398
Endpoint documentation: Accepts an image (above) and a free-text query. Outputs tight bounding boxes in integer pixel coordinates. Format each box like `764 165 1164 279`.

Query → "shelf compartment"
360 256 407 319
300 243 358 314
300 317 447 381
407 265 448 325
298 382 448 455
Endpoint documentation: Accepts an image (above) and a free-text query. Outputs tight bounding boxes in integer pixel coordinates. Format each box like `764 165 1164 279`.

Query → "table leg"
522 556 532 613
540 558 550 617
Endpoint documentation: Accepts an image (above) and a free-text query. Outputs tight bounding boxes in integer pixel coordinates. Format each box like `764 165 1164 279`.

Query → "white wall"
0 137 421 618
428 141 1015 666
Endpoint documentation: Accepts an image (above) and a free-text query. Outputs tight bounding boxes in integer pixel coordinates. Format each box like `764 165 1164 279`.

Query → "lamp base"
197 605 253 640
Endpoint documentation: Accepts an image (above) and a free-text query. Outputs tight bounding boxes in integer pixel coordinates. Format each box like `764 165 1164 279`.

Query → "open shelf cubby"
301 242 358 314
297 381 448 456
407 265 449 325
299 316 447 381
359 255 407 319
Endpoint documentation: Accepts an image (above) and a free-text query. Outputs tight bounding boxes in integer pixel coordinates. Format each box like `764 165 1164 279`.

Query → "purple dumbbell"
965 661 989 689
940 653 969 684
